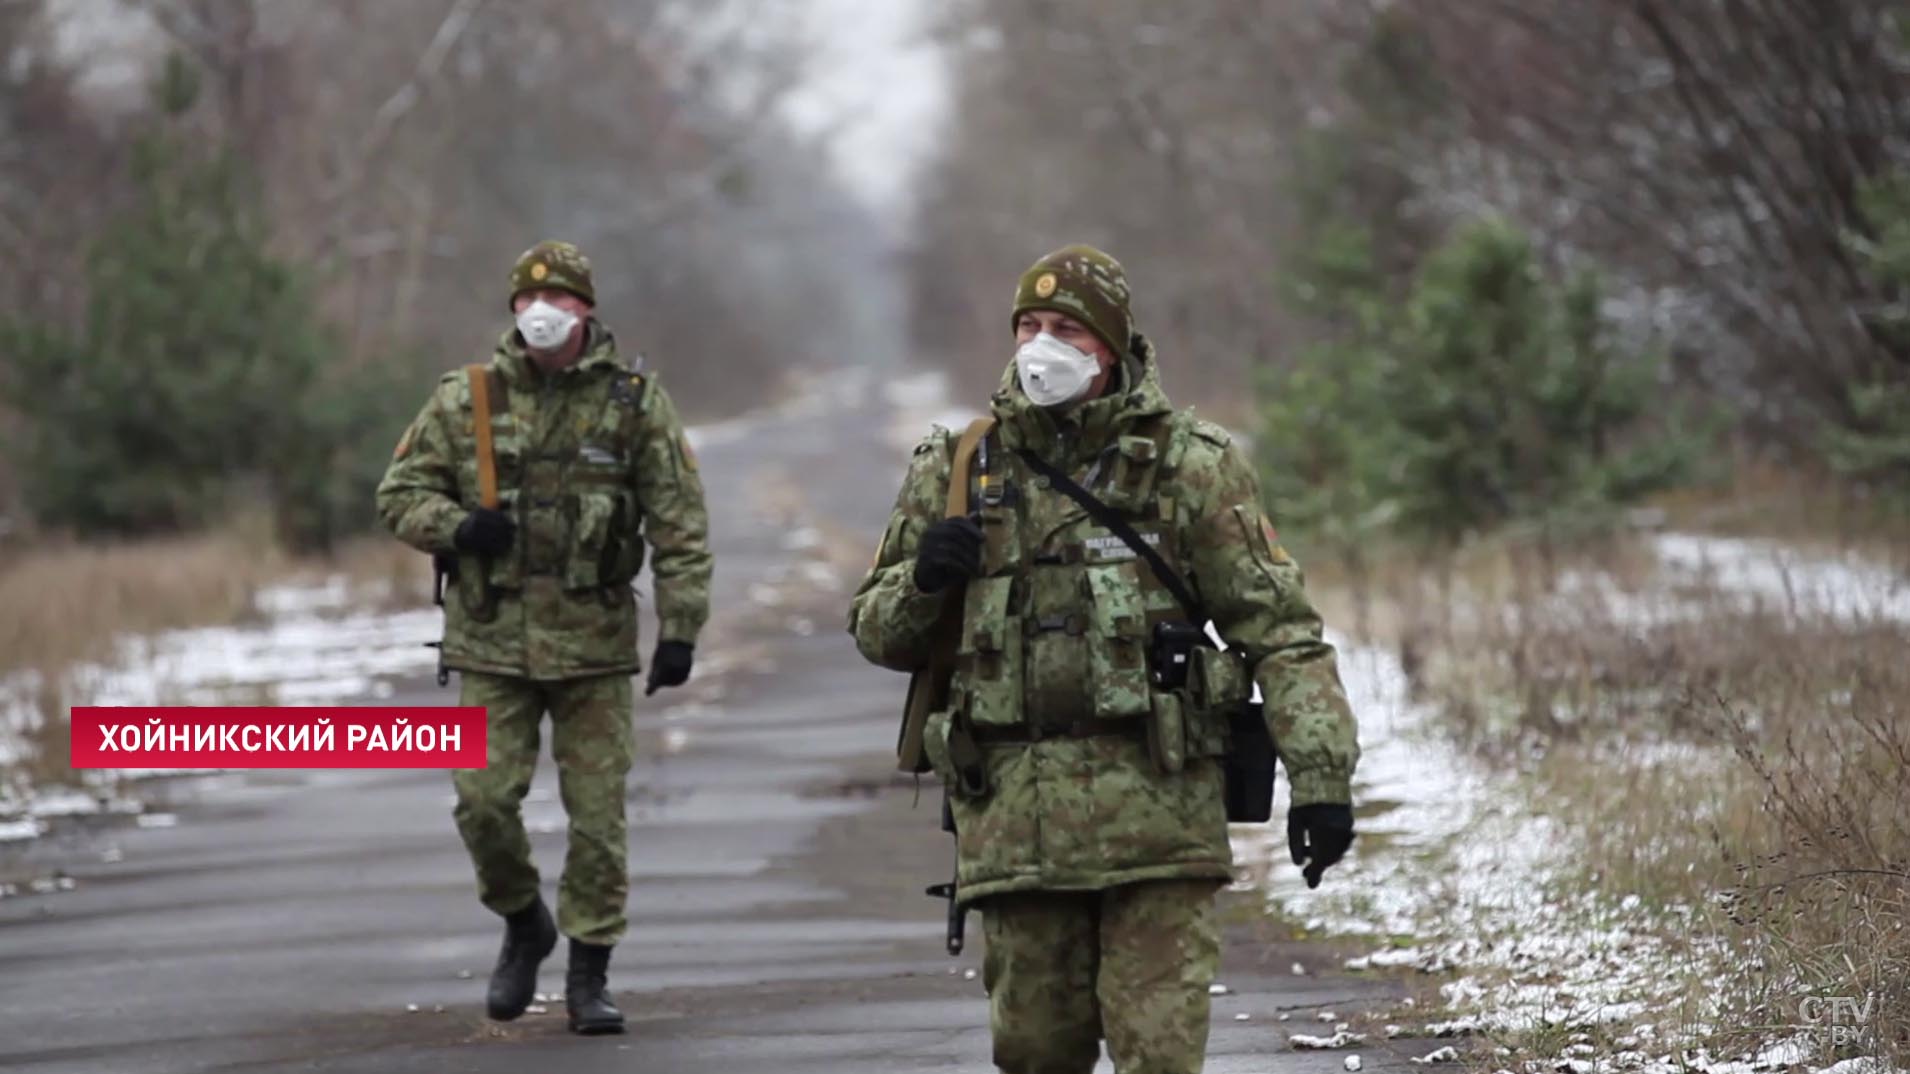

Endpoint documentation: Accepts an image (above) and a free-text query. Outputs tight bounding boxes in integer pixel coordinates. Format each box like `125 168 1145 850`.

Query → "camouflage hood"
991 332 1171 465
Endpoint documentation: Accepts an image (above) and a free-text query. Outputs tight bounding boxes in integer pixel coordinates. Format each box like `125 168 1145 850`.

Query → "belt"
970 717 1144 745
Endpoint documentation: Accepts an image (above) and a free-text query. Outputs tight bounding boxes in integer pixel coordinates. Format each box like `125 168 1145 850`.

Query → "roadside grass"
0 520 433 791
0 524 283 679
1370 529 1910 1067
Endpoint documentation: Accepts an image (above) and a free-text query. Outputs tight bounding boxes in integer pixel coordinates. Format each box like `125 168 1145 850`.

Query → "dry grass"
0 525 432 680
0 527 285 678
1359 528 1910 1062
0 522 437 789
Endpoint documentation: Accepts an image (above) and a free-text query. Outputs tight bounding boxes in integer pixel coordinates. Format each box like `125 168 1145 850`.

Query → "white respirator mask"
515 299 579 352
1014 332 1102 408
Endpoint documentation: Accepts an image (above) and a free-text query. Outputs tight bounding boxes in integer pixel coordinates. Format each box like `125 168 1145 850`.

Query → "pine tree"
0 54 409 549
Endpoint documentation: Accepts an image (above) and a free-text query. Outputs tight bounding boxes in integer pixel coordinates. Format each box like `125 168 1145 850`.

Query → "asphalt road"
0 372 1445 1073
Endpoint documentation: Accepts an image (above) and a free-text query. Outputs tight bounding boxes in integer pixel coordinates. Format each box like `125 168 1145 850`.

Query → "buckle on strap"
1030 613 1087 636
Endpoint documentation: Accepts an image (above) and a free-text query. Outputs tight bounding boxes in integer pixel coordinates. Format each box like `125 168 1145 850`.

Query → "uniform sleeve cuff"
657 617 702 646
1286 767 1353 807
426 502 466 553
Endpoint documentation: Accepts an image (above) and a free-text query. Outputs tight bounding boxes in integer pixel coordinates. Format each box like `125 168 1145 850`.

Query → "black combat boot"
565 939 625 1035
485 896 557 1021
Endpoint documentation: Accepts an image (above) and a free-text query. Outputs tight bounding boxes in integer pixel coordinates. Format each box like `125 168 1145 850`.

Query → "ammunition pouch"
957 576 1023 728
1083 563 1153 719
565 490 640 594
924 704 989 799
455 550 503 623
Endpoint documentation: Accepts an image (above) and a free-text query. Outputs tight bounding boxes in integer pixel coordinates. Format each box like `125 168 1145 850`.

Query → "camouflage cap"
1011 244 1134 361
509 240 596 307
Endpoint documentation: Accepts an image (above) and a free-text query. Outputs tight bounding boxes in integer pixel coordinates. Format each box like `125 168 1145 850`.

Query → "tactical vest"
944 415 1238 764
451 362 651 620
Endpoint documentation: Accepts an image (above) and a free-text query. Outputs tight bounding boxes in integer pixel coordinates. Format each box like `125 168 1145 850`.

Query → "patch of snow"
1241 534 1908 1046
1291 1030 1367 1050
884 369 985 453
1651 534 1910 624
780 527 823 552
1414 1047 1461 1065
0 817 46 841
1346 947 1433 971
1753 1038 1813 1069
1816 1061 1900 1074
25 787 102 817
26 873 77 894
0 575 449 834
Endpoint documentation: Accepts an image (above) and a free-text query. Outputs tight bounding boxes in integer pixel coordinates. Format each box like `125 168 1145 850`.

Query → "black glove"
453 508 515 556
1288 803 1355 889
645 640 694 697
912 516 985 593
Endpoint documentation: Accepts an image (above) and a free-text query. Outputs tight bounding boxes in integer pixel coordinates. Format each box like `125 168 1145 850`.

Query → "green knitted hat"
1010 244 1133 361
509 240 595 307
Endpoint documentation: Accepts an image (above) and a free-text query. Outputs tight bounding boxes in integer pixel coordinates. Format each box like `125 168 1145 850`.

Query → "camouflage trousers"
982 879 1222 1074
452 671 634 946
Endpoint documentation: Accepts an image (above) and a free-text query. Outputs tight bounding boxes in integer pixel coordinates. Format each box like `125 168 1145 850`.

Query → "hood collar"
495 318 621 384
991 332 1171 463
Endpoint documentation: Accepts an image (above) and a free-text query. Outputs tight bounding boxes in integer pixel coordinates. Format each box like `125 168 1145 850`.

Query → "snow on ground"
885 369 984 452
0 575 442 834
1236 533 1910 1068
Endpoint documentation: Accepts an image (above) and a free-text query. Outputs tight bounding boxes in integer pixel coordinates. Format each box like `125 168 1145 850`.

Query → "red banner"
70 707 488 769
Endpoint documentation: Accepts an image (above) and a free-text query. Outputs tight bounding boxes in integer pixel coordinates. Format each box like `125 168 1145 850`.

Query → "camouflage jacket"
376 322 711 680
849 337 1359 902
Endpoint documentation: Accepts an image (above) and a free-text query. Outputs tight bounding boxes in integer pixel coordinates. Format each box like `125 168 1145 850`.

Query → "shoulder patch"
912 426 955 457
1189 418 1232 448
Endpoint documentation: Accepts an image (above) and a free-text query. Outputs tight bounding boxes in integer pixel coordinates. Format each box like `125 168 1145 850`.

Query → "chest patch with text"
1083 532 1162 563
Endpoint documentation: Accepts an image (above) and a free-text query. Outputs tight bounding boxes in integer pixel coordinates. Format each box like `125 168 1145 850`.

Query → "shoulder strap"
946 417 996 519
465 364 500 510
1015 446 1208 626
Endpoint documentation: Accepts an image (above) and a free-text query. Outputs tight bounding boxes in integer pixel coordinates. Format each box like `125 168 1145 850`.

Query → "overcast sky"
780 0 949 226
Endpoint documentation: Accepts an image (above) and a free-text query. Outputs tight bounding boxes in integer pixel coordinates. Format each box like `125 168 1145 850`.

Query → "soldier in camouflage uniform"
376 241 711 1035
850 245 1360 1073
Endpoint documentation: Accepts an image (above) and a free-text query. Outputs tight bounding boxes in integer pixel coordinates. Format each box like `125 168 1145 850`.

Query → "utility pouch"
958 575 1023 728
1147 689 1187 775
1084 564 1153 719
1189 644 1250 715
925 700 989 799
1148 620 1206 691
564 491 638 591
456 551 500 622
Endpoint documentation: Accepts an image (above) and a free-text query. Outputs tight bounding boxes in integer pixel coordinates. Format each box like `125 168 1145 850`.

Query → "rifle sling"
466 364 500 510
895 416 996 774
